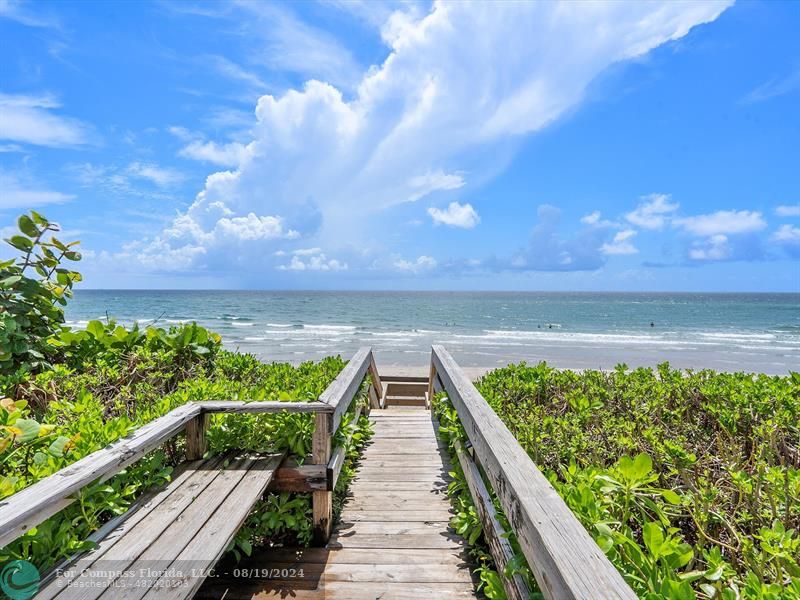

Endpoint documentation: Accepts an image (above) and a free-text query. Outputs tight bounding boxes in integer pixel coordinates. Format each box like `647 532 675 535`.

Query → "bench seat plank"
42 452 284 600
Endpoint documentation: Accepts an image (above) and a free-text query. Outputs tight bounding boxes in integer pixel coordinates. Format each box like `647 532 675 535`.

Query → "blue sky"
0 0 798 291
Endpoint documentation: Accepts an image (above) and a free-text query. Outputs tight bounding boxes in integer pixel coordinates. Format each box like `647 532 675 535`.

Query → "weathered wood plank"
250 547 470 566
319 346 372 432
197 400 332 413
352 457 450 468
367 352 382 407
312 411 332 544
347 480 449 492
236 562 473 583
454 438 530 600
185 413 208 460
37 455 228 600
336 521 453 535
197 581 477 599
327 404 363 491
0 402 202 549
343 500 453 511
270 458 327 492
144 454 285 600
48 454 246 600
432 345 636 600
339 509 455 522
327 532 465 550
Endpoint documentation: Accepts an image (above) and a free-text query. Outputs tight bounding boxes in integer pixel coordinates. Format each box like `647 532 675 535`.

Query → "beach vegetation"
0 211 371 573
435 362 800 599
0 211 82 375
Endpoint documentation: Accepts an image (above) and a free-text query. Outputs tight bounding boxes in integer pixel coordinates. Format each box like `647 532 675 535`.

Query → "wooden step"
382 381 428 407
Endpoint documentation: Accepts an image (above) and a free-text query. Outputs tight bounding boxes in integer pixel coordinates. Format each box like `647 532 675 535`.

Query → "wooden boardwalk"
2 347 636 600
196 407 478 599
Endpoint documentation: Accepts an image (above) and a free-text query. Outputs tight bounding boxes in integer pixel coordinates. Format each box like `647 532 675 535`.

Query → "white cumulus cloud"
278 247 348 271
689 234 731 261
772 224 800 244
393 255 437 273
427 201 479 229
126 1 731 274
179 140 249 168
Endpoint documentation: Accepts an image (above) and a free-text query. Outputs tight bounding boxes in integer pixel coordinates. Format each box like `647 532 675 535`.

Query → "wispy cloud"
673 210 766 236
625 194 679 230
775 204 800 217
127 162 186 187
742 68 800 104
203 54 268 91
0 92 91 148
234 1 364 90
601 230 638 255
0 172 74 209
0 0 60 29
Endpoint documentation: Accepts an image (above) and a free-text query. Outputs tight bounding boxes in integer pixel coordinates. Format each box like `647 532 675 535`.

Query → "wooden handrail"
198 400 333 414
0 403 201 548
311 346 379 543
319 346 375 432
431 345 636 600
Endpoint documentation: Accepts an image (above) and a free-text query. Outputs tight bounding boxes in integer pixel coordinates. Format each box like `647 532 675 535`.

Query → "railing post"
427 361 437 409
368 351 382 410
185 413 208 460
312 412 333 544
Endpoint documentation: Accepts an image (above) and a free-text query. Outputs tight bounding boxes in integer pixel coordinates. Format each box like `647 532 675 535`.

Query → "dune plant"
439 362 800 599
0 211 81 375
0 211 371 574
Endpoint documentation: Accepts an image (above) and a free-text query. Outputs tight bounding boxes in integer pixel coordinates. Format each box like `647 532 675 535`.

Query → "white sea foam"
303 324 357 332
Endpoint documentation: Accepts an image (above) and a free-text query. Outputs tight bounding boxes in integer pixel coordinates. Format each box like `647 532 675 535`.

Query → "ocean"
65 291 800 374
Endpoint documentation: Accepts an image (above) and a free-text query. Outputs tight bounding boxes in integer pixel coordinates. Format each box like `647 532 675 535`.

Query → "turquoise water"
66 291 800 373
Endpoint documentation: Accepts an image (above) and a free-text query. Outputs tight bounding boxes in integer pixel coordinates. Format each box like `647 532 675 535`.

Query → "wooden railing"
430 345 636 600
0 347 381 549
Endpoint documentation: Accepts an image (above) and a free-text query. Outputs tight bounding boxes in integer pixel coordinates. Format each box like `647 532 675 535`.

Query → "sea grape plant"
0 211 81 375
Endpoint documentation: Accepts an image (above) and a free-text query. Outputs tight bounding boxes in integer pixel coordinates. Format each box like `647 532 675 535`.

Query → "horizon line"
73 288 800 295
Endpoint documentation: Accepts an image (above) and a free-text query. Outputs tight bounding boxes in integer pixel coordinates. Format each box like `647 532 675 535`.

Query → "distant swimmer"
650 322 655 328
548 324 553 329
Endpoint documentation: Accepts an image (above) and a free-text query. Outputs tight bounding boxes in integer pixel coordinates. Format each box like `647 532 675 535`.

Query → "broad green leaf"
7 235 33 251
13 418 42 442
642 521 664 556
0 275 21 289
87 320 106 338
49 435 71 457
18 215 39 237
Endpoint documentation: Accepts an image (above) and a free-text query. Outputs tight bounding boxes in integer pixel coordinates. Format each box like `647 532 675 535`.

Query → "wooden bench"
37 451 284 599
0 347 382 600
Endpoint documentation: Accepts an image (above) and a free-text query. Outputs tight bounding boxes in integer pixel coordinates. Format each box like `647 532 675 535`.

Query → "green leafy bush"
447 362 800 600
0 211 81 374
0 212 372 574
0 345 363 571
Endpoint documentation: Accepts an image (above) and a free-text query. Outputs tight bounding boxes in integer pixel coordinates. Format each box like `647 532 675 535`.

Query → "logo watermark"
0 560 40 600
